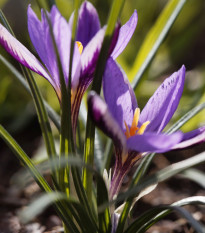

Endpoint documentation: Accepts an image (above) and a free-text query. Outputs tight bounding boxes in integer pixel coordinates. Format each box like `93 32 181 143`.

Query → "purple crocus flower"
0 1 138 137
88 58 205 199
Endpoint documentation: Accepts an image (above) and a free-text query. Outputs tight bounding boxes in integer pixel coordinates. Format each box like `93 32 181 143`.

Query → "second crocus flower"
88 58 205 199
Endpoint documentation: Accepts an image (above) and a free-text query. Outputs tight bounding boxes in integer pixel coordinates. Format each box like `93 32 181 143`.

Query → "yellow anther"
124 108 150 139
137 121 150 135
130 108 140 136
131 108 140 129
76 41 83 54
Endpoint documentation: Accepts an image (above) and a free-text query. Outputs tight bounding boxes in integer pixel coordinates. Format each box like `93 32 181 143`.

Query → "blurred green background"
0 0 204 135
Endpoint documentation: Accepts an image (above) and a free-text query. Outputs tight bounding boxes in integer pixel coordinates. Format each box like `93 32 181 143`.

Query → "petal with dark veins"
103 58 138 131
140 65 186 133
111 10 138 59
76 1 100 47
0 23 54 87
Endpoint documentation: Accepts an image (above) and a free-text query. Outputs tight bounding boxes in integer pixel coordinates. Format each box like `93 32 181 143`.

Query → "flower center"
124 108 150 139
76 41 83 54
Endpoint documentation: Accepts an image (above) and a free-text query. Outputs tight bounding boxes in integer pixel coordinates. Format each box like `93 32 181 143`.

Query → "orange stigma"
124 108 150 139
76 41 83 54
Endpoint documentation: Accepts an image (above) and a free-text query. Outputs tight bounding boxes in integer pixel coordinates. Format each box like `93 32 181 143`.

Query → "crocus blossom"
88 58 205 199
0 1 138 137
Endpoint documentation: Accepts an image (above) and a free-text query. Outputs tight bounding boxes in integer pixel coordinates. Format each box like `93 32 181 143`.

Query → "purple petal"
76 1 100 47
71 27 106 137
71 43 81 89
103 58 138 131
172 126 205 150
28 6 72 89
50 6 72 84
111 10 138 59
88 91 127 149
140 65 186 133
80 26 106 81
127 132 183 153
27 6 59 89
69 44 82 137
0 23 55 87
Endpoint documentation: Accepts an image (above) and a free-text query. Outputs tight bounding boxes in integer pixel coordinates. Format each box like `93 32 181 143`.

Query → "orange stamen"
124 108 150 139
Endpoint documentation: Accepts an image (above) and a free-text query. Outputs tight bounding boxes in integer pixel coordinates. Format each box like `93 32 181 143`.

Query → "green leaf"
0 55 60 130
98 151 205 213
180 168 205 188
0 125 78 232
102 139 113 173
167 102 205 134
34 0 56 10
67 0 80 154
20 192 98 233
97 171 111 233
19 192 72 223
130 0 187 90
0 10 58 181
115 153 156 233
46 0 56 9
125 196 205 233
0 125 50 193
83 0 125 207
41 9 71 193
94 130 104 172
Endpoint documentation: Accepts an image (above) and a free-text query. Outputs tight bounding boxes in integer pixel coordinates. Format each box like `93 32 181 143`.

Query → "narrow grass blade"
24 69 59 180
83 0 125 207
97 173 111 233
42 9 97 217
97 151 205 214
46 0 55 9
130 0 186 90
35 0 55 10
167 102 205 134
0 55 60 130
103 139 113 173
0 125 78 232
42 10 72 194
117 151 205 205
67 0 81 154
79 102 104 171
115 153 155 233
0 125 51 193
125 196 205 233
91 0 125 94
0 10 58 181
94 130 104 172
19 192 73 223
180 168 205 188
20 192 98 233
64 3 95 218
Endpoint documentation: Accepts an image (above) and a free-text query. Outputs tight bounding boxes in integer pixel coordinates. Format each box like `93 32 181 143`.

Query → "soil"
0 118 204 233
